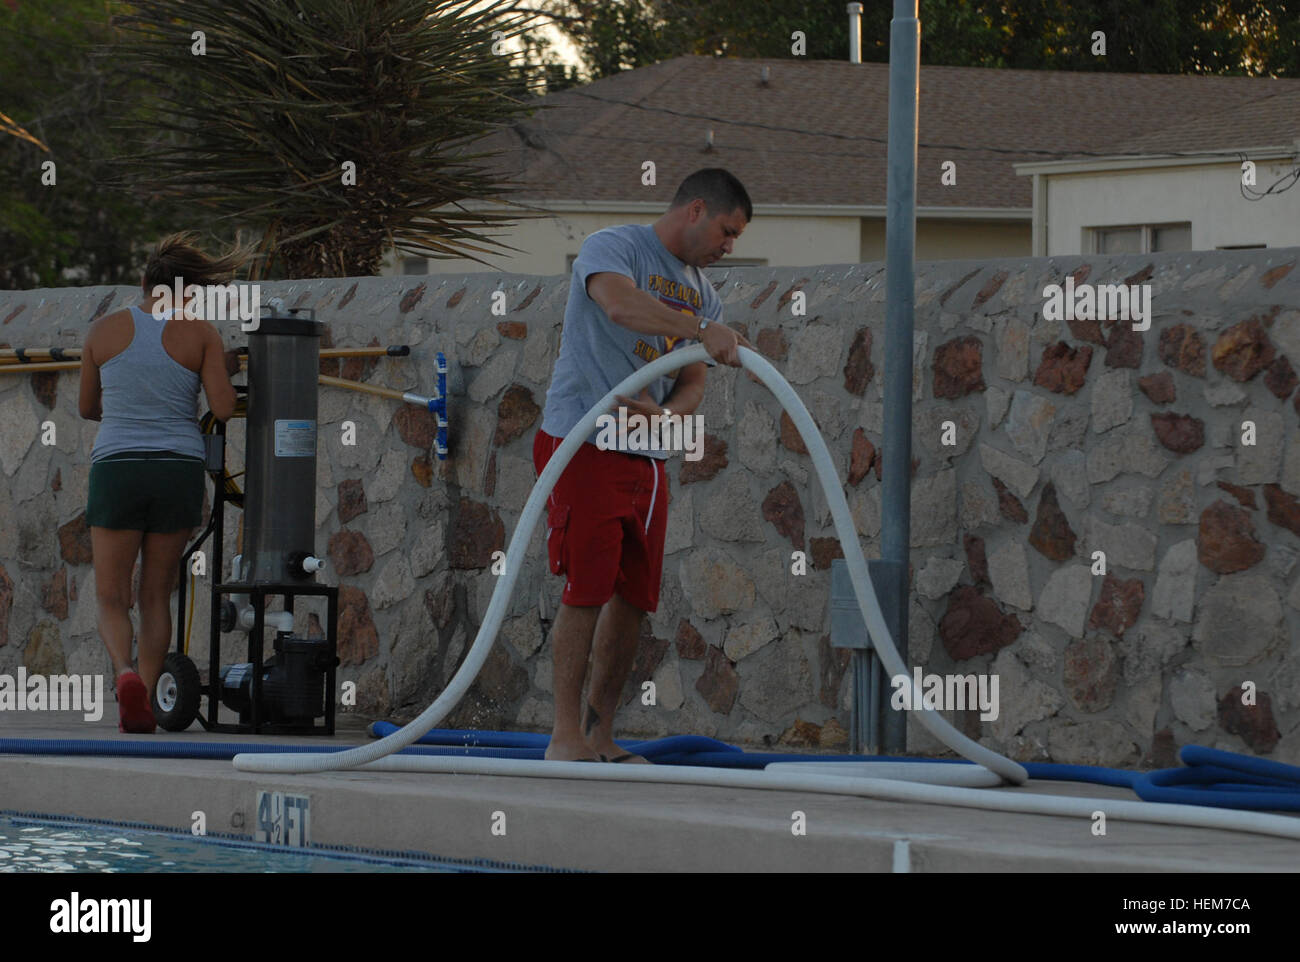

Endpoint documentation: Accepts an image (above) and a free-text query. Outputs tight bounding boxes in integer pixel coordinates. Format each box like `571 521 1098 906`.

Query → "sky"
473 1 586 75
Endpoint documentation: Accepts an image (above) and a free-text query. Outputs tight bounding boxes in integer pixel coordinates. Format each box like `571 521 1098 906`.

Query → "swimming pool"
0 815 526 873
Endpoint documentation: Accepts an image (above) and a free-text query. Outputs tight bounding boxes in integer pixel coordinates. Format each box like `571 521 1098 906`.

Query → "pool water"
0 816 482 873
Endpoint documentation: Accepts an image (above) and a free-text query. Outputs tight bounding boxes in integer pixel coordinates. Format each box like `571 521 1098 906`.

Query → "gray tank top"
90 305 205 462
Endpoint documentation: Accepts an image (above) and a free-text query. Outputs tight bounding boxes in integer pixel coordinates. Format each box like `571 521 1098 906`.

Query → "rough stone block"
723 617 779 661
1086 516 1157 572
987 539 1032 610
1235 409 1283 484
979 444 1038 500
1091 369 1133 433
1004 390 1056 463
787 324 843 384
910 469 957 547
1151 539 1197 623
917 556 964 601
700 471 765 543
1049 450 1089 508
989 648 1064 741
1192 573 1282 666
679 548 756 620
1063 635 1119 711
1170 669 1215 731
1037 565 1092 636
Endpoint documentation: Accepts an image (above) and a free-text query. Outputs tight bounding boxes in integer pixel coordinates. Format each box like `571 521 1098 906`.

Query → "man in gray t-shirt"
540 222 723 457
532 168 752 763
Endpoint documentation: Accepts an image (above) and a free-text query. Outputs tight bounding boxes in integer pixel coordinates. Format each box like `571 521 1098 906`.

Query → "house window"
1090 223 1192 254
1151 225 1191 251
1094 227 1141 254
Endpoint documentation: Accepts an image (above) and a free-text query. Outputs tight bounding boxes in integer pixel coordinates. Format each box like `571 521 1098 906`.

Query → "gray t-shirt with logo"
540 223 723 459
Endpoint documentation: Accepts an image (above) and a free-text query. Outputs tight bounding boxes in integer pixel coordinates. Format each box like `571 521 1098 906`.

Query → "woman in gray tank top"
79 232 246 733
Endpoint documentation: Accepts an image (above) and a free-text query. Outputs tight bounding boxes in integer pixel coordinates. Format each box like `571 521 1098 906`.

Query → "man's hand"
613 388 672 422
701 321 752 367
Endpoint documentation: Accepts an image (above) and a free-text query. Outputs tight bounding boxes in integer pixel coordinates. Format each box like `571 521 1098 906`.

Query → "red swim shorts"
532 429 669 613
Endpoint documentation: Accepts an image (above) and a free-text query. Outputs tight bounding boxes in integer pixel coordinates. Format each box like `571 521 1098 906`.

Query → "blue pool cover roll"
5 729 1300 811
363 725 1300 810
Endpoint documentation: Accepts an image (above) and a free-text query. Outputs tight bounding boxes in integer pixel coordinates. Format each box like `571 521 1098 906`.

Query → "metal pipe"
316 373 440 408
0 361 81 373
1 360 433 412
263 345 409 359
0 347 77 363
880 0 919 754
847 2 863 64
0 345 409 365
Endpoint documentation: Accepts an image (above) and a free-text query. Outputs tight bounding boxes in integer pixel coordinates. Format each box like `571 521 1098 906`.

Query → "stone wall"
1 247 1298 766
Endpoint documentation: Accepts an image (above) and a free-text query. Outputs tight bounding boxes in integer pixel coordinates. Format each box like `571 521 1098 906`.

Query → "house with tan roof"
1015 86 1300 256
387 56 1300 275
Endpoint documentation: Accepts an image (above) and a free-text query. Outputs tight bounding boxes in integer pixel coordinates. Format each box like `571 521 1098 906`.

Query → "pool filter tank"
242 310 325 585
216 306 337 731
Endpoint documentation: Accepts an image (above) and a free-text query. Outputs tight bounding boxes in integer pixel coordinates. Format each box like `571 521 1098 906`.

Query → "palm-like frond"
0 109 50 152
104 0 555 278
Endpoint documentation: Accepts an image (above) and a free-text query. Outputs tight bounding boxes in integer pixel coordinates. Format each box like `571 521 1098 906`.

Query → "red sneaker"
116 671 156 734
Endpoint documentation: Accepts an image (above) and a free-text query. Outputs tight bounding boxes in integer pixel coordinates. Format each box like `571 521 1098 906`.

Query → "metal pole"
847 2 863 64
0 345 409 365
880 0 919 754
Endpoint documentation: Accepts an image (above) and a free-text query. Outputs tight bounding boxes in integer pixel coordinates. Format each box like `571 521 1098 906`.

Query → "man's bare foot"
545 735 601 762
588 742 651 764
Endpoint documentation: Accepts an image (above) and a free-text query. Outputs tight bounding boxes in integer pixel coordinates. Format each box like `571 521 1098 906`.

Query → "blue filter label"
274 419 317 457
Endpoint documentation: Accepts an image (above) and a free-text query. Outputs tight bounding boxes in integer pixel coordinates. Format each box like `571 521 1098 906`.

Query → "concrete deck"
2 711 1297 872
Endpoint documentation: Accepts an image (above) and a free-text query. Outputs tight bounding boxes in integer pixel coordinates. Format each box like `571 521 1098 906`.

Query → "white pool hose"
233 345 1300 842
348 755 1300 841
235 345 1017 776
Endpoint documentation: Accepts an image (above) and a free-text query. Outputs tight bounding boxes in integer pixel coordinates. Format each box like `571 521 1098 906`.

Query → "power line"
1237 152 1300 199
561 87 1300 165
506 101 1300 202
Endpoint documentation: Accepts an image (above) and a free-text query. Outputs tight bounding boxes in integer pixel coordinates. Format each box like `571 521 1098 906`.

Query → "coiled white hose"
233 345 1300 842
235 345 1021 780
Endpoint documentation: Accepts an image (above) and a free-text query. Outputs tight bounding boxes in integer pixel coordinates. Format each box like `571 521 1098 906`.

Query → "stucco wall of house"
1040 159 1300 256
859 217 1030 263
387 210 862 276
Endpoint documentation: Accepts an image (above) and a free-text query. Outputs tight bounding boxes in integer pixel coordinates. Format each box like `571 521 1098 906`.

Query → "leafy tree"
0 0 189 289
1236 0 1300 75
531 0 1297 78
106 0 557 279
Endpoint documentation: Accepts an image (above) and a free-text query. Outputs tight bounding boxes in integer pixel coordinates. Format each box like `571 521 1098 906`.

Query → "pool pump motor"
158 304 339 735
218 634 333 725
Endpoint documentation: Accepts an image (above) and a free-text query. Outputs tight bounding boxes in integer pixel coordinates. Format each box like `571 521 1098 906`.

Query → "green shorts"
86 450 205 533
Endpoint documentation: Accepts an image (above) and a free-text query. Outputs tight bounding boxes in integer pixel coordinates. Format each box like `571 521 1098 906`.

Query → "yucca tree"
107 0 554 278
